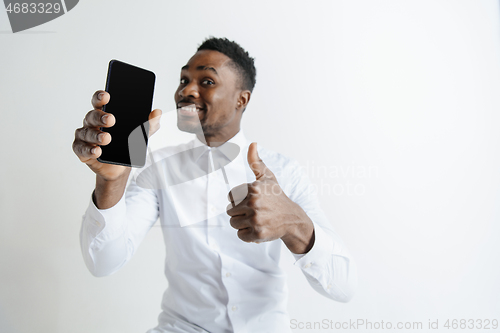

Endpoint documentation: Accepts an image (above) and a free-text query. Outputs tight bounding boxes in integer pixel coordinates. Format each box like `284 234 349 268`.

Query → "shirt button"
95 220 101 227
304 262 312 269
231 306 238 312
327 284 332 290
210 205 217 214
211 243 218 251
225 272 231 277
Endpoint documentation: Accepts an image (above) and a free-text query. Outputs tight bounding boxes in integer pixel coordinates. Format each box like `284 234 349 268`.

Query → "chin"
177 122 195 133
177 120 201 134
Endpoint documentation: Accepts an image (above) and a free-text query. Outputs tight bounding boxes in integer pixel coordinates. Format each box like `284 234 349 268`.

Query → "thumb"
247 142 273 180
148 108 162 137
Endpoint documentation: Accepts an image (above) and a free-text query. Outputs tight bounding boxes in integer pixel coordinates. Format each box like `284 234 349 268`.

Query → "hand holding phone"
72 62 161 181
98 60 157 168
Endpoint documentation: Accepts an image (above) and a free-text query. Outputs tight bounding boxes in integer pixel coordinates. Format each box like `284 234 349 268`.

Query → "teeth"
180 105 200 113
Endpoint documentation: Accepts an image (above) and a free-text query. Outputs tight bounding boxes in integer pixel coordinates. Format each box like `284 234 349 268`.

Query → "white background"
1 1 499 332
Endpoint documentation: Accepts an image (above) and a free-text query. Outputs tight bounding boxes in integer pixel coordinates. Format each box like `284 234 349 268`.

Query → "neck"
196 126 240 147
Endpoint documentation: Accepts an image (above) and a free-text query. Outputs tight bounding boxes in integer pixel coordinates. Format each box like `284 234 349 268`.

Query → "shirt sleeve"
79 172 159 277
285 159 357 302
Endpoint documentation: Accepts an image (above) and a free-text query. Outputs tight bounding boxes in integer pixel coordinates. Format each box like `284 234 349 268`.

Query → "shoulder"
255 144 303 181
255 145 317 203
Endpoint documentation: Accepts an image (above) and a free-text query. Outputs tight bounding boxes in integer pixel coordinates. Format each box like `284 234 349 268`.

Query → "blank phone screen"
98 60 156 168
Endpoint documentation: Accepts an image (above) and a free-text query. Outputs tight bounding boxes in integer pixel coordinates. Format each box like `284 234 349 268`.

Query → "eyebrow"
181 65 219 75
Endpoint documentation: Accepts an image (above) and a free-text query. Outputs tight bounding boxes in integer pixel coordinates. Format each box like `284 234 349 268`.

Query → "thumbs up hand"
226 142 315 254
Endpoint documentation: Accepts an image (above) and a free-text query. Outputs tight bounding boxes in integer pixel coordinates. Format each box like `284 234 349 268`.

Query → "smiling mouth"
182 106 201 113
177 104 204 113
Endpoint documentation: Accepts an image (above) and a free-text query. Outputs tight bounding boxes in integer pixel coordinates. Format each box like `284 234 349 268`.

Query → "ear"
236 90 251 112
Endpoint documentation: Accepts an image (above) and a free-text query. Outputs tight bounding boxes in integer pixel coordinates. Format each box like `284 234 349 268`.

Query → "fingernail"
101 115 108 124
91 147 97 154
97 93 104 101
97 133 105 142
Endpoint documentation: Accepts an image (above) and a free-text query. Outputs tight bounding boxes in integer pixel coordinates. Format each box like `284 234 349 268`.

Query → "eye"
180 78 188 84
202 79 214 85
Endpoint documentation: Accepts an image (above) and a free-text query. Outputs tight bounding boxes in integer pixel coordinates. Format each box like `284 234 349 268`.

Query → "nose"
179 81 200 99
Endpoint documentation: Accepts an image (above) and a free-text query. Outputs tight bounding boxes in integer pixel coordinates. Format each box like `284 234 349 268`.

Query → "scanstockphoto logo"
3 0 78 33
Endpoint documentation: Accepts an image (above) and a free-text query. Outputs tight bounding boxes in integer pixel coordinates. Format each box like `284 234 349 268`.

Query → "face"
175 50 249 142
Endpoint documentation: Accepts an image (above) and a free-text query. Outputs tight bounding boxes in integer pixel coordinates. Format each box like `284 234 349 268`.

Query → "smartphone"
97 60 156 168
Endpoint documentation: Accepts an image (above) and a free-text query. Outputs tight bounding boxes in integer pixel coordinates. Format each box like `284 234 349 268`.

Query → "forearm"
81 174 160 277
281 202 315 254
302 253 357 302
293 221 357 302
94 169 131 209
284 159 357 302
80 224 131 277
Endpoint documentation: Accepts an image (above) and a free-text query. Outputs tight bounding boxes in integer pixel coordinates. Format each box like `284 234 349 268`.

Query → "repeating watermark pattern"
290 318 499 330
3 0 79 33
302 160 379 180
301 160 379 197
127 112 379 227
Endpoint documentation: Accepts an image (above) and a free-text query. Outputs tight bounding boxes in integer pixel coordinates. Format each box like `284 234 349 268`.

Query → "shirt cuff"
82 192 128 242
293 222 334 274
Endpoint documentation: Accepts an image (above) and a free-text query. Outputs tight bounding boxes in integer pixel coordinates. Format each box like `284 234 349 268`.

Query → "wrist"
94 170 130 209
281 205 315 254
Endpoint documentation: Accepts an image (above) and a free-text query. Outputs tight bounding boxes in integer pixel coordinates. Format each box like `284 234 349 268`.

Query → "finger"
148 108 162 137
227 183 250 205
226 198 252 216
229 215 251 230
247 142 276 180
83 109 116 128
72 140 102 161
91 90 110 110
75 127 111 145
237 227 254 243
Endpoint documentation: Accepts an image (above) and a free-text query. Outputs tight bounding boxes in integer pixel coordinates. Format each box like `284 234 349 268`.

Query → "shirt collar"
192 130 248 163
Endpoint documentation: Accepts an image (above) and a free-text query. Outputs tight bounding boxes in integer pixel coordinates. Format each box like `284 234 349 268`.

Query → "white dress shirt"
80 130 357 333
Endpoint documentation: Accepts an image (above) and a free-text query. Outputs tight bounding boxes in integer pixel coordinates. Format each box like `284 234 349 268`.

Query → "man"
73 37 356 333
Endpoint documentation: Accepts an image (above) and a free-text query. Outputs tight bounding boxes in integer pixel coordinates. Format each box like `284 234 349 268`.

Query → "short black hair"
197 37 256 92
